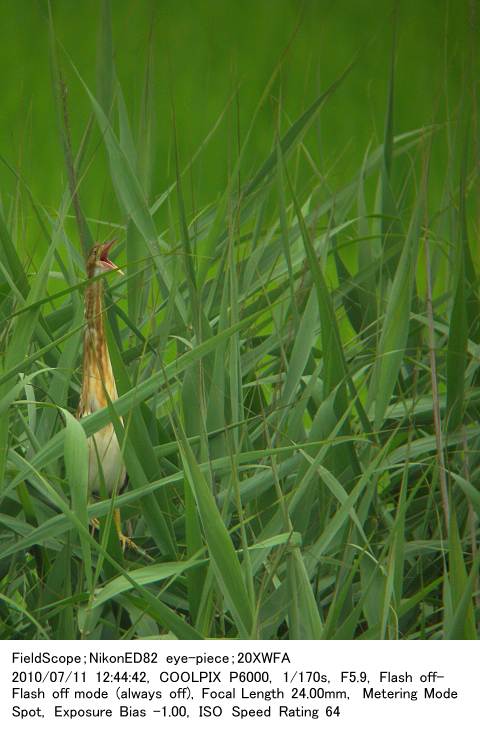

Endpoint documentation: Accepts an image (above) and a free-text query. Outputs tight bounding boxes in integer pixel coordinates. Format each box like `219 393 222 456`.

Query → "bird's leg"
114 508 139 553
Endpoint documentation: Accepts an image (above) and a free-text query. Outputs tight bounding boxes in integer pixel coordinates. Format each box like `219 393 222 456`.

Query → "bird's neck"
79 279 118 415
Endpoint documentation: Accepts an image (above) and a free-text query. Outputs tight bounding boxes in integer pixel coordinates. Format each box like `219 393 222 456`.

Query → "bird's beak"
100 240 125 275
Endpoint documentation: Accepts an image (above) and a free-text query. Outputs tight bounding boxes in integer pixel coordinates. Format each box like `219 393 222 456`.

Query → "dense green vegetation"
0 1 478 639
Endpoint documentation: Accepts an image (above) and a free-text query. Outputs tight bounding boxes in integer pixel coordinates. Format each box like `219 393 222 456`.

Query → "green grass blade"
367 195 422 430
175 423 254 638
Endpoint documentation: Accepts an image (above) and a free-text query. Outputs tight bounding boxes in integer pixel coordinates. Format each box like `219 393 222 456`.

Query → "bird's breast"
87 422 126 495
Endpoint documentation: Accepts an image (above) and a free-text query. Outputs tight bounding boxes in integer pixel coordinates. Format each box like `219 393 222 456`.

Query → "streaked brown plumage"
78 241 133 549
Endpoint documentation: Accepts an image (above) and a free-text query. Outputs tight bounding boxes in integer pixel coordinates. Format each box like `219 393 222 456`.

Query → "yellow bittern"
77 240 134 550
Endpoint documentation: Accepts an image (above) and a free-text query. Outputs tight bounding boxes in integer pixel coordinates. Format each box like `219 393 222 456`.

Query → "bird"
77 240 135 551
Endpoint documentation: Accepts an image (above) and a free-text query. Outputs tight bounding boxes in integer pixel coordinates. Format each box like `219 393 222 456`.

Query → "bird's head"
87 240 124 279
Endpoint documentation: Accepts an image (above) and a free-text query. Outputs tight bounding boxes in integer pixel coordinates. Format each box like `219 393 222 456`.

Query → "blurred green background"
0 0 476 248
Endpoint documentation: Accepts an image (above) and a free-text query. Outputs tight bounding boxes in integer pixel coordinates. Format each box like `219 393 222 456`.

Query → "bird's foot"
118 532 153 560
114 509 151 558
118 532 140 553
90 517 100 534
